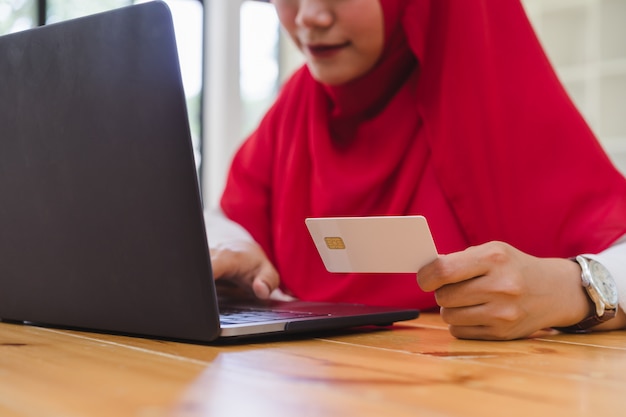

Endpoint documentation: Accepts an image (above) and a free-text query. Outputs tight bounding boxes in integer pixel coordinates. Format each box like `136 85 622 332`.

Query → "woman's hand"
417 241 596 340
209 240 280 300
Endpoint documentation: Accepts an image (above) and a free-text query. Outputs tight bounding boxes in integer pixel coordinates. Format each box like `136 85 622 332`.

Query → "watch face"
588 259 619 307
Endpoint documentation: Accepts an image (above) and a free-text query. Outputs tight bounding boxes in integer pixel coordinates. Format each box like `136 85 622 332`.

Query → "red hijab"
220 0 626 308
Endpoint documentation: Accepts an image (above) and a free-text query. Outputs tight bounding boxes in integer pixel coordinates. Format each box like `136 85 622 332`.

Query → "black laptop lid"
0 2 221 341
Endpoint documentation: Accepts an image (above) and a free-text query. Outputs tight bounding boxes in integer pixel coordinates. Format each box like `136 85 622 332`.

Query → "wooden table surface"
0 313 624 417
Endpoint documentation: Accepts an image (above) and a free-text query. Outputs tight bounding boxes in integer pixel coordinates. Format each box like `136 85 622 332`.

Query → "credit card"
305 215 438 273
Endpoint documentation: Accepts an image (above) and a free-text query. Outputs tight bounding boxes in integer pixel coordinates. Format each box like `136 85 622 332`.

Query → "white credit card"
305 215 438 273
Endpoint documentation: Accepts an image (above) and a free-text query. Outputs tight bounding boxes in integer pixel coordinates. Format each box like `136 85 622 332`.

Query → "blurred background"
1 0 625 207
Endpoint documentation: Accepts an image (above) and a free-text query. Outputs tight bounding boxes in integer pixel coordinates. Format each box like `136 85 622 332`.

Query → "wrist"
554 256 619 333
551 258 592 328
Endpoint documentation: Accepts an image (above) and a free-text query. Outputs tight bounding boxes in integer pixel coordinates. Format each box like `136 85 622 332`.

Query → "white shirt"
586 237 626 312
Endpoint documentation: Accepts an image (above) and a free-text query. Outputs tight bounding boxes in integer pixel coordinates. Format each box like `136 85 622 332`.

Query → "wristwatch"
556 255 619 333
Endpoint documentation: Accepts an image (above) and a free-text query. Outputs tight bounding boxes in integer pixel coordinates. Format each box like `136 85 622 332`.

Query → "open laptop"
0 1 419 343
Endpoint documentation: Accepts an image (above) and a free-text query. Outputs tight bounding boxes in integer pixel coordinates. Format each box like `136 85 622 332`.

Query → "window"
0 0 37 33
202 0 283 207
240 0 280 137
203 0 303 207
0 0 204 170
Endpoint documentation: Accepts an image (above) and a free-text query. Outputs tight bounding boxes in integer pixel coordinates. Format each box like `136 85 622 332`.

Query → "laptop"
0 1 419 343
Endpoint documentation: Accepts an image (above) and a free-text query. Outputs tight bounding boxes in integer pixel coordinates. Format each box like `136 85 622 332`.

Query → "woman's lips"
306 42 350 58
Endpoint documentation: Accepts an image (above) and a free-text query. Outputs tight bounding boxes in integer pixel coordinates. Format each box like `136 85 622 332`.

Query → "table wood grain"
0 313 624 417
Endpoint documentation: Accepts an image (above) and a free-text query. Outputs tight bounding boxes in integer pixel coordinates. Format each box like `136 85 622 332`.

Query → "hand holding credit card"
305 215 438 273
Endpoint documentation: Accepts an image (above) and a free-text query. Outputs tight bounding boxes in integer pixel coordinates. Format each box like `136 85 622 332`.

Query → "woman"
206 0 626 340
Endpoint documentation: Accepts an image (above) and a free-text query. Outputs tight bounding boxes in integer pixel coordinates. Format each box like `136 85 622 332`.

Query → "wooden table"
0 313 624 417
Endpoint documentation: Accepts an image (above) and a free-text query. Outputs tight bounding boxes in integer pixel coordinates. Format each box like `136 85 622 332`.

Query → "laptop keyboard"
219 307 325 325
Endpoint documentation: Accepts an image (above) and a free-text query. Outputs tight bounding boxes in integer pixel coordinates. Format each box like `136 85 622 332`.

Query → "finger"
441 301 526 325
434 277 490 308
417 252 486 292
251 262 280 299
440 304 490 327
447 324 531 341
447 325 507 341
252 280 271 299
418 242 510 291
440 304 528 340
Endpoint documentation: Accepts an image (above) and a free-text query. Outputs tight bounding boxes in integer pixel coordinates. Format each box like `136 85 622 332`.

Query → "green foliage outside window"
0 0 36 34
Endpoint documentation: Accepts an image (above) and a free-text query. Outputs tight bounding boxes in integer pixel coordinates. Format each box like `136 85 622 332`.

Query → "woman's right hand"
209 240 280 300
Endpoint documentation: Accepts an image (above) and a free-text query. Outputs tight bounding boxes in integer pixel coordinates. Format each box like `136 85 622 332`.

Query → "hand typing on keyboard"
210 240 280 300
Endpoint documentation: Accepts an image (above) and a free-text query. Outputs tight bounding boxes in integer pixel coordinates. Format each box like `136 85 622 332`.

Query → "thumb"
251 263 280 299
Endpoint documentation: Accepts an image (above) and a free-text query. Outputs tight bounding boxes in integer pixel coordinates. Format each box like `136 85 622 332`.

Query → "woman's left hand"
416 241 590 340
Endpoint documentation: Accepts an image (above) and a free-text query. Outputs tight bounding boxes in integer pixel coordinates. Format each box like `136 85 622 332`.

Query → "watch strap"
554 307 617 334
